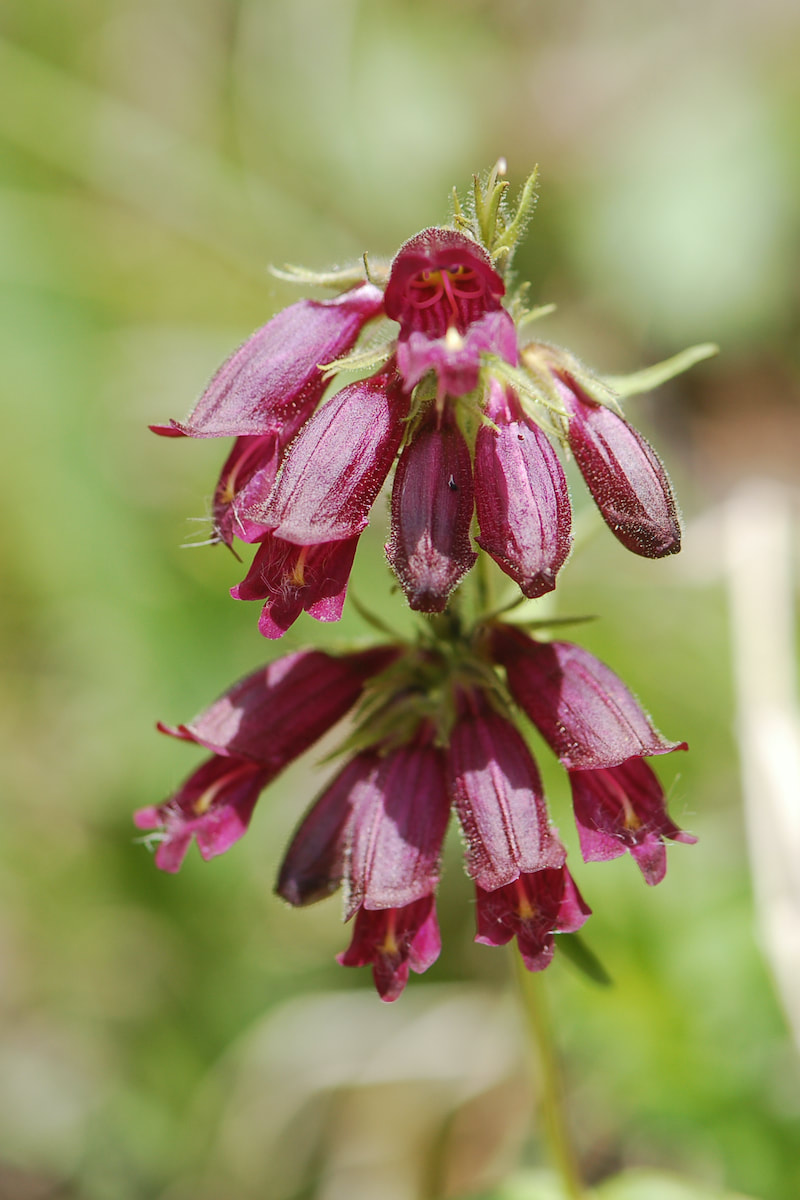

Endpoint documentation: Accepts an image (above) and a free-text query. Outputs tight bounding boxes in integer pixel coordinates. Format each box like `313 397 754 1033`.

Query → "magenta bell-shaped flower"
337 897 442 1004
134 646 398 870
491 626 694 881
152 283 384 439
386 414 477 612
475 381 572 598
446 688 565 892
384 227 518 396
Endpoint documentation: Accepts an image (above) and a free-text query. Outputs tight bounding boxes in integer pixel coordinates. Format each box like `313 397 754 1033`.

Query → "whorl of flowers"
139 164 707 1000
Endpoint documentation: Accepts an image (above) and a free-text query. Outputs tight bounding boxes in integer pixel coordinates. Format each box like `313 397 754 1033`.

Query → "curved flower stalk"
153 168 710 638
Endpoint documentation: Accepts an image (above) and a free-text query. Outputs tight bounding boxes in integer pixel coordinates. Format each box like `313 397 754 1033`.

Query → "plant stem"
514 950 586 1199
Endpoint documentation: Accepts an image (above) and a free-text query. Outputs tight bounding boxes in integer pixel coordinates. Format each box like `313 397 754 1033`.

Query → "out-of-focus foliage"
1 1 799 1198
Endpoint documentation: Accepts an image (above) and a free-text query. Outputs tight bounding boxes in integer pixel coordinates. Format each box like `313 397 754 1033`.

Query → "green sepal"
556 932 612 986
269 257 390 289
605 342 719 398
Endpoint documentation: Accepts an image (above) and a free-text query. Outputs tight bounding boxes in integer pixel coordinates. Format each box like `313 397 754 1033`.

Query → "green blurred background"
2 1 799 1197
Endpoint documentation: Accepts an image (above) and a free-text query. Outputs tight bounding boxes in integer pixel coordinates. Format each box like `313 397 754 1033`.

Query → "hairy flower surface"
153 171 695 638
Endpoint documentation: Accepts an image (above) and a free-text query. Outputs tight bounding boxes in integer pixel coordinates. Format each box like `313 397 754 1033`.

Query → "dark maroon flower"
152 283 384 439
384 228 518 395
245 369 410 546
277 731 450 914
386 415 477 612
553 371 681 559
231 533 359 639
492 627 686 770
569 758 696 886
446 689 565 892
475 381 572 598
475 867 591 971
135 646 398 869
337 897 442 1003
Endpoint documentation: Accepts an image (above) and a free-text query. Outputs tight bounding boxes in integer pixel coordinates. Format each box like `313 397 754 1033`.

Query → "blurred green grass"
1 2 799 1198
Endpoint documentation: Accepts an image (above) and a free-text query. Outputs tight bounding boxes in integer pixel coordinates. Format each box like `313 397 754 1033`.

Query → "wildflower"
154 169 700 636
491 625 694 881
475 867 591 972
134 645 397 870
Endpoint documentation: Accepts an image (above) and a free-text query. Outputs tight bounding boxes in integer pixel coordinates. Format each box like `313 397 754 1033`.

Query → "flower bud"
386 417 477 612
554 372 681 558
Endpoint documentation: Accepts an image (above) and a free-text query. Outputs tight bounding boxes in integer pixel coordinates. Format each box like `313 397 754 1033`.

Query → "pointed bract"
447 689 565 891
246 370 409 545
475 867 591 971
152 283 384 438
554 372 681 559
231 533 360 638
570 758 696 885
386 416 477 612
337 897 442 1002
476 383 572 598
492 627 687 770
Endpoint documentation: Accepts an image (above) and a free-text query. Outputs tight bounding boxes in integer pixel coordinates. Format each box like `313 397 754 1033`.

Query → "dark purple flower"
553 371 681 559
135 646 398 869
446 689 565 892
475 381 572 598
337 897 442 1003
385 415 477 612
231 533 360 639
569 758 696 885
492 626 686 770
384 228 518 395
245 369 410 546
277 731 450 914
475 867 591 971
152 283 384 439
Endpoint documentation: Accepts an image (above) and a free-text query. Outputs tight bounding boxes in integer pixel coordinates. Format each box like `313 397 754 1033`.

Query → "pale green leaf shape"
480 1167 756 1200
605 343 719 398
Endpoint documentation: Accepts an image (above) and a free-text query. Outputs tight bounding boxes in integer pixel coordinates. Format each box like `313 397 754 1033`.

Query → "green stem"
513 950 586 1199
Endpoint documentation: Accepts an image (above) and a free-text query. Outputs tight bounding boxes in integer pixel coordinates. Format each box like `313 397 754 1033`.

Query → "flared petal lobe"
386 417 477 612
247 370 409 545
337 897 442 1002
447 690 565 891
554 373 681 559
134 756 269 872
384 228 517 395
475 384 572 598
570 758 697 885
231 533 360 639
492 627 686 770
152 282 384 438
475 867 591 971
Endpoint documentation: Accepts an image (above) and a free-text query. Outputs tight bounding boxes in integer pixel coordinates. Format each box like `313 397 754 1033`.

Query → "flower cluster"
137 624 693 1000
154 178 684 638
141 167 700 1000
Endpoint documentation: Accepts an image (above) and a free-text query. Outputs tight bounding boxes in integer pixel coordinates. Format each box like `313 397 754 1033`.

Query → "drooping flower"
569 758 696 886
154 170 699 635
475 867 591 972
134 645 398 870
491 625 694 881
